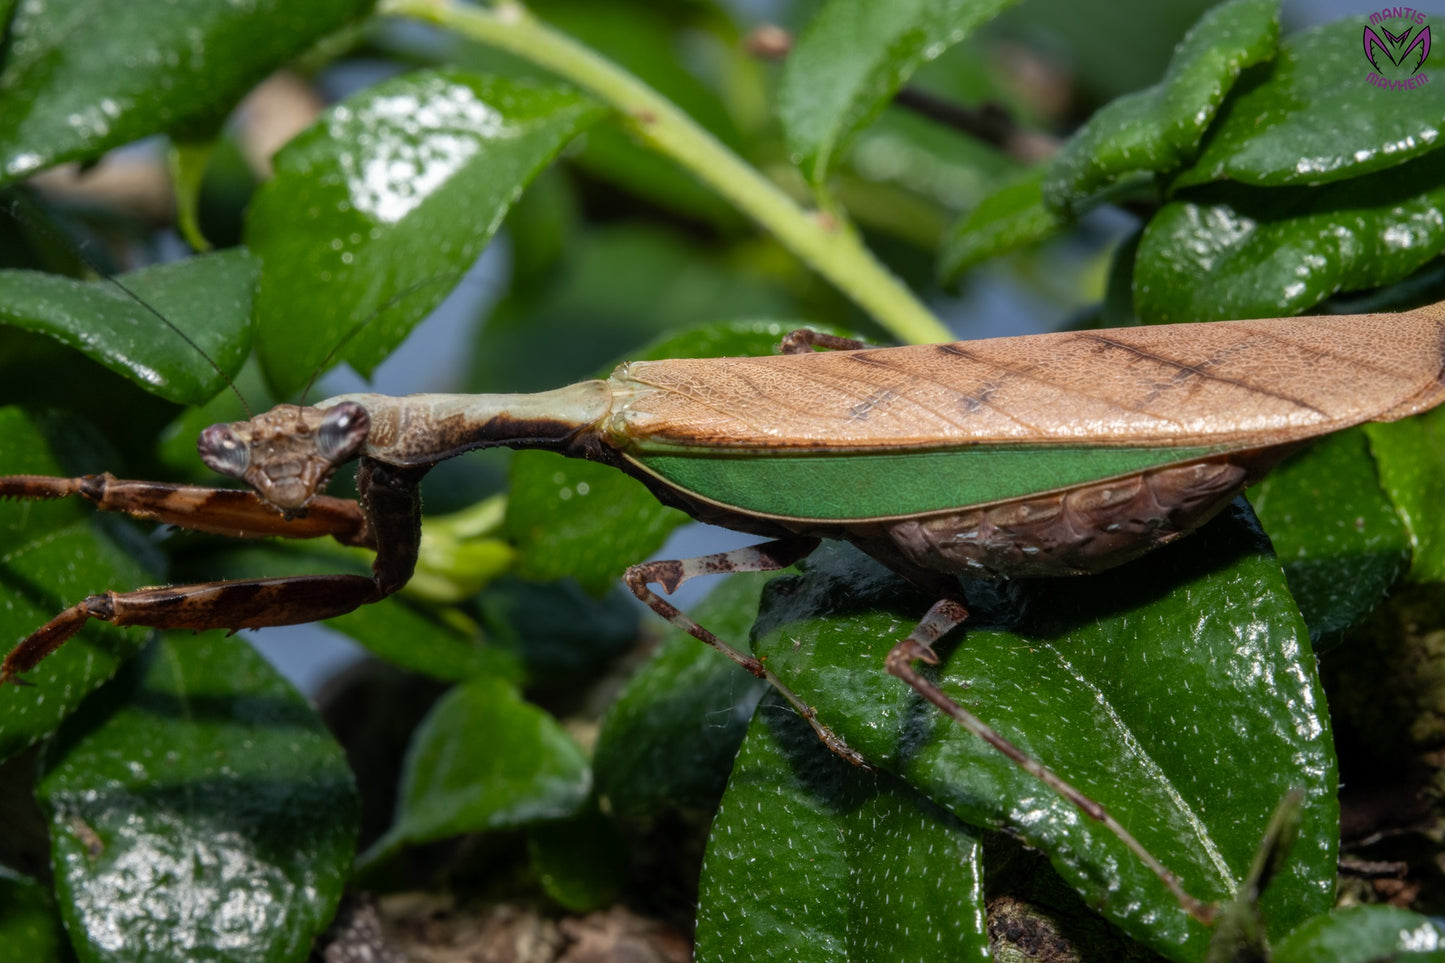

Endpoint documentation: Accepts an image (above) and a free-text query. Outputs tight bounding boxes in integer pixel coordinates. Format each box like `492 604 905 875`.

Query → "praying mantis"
3 295 1444 933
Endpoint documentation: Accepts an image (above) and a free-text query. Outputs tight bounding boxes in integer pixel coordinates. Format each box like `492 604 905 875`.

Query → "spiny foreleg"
0 473 372 545
0 460 422 684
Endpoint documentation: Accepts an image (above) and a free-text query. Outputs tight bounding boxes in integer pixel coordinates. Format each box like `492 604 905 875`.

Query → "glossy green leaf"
0 409 154 761
37 633 357 963
1134 153 1445 322
696 698 988 962
1043 0 1278 216
751 507 1336 961
938 167 1067 282
0 867 68 962
370 674 590 857
1248 429 1409 642
594 573 772 818
0 250 254 404
1174 18 1445 189
246 69 605 396
505 321 816 593
1272 905 1445 963
778 0 1020 187
0 0 375 184
1365 405 1445 584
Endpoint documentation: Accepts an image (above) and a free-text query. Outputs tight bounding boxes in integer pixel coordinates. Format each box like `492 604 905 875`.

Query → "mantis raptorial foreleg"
0 458 426 683
0 473 372 543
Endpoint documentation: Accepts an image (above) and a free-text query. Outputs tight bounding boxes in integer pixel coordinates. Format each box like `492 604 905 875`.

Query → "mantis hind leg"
624 536 870 768
886 595 1215 924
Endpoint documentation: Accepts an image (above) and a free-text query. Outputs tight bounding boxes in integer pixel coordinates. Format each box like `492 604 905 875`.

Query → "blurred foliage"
1 0 1443 960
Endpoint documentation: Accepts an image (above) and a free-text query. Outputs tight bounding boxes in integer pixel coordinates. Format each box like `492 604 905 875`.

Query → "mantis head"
198 401 371 516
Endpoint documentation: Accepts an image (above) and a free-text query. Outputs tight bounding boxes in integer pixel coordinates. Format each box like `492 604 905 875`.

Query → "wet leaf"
247 69 604 396
1174 18 1445 189
778 0 1020 187
1364 405 1445 584
938 167 1066 282
506 453 686 595
37 633 357 963
369 674 590 857
0 250 254 405
0 867 68 961
1272 905 1445 963
696 699 989 962
751 507 1336 961
1043 0 1278 215
1134 153 1445 322
0 0 375 184
1248 429 1409 643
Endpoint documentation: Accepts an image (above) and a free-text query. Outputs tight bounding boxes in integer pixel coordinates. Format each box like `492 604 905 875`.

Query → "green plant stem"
380 0 952 345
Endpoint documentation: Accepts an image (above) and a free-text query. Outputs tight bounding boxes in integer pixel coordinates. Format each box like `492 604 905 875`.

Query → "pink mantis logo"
1363 8 1431 90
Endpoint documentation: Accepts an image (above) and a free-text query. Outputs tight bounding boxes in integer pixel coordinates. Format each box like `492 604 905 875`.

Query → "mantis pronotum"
5 302 1445 925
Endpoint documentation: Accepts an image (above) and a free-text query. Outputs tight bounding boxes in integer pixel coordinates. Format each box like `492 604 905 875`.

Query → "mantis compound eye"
197 424 250 478
316 402 370 463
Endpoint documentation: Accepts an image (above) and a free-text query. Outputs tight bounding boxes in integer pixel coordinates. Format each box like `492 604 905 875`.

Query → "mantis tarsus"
4 302 1445 923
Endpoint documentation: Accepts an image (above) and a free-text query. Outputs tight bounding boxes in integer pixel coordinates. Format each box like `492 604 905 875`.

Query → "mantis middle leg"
624 536 876 767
